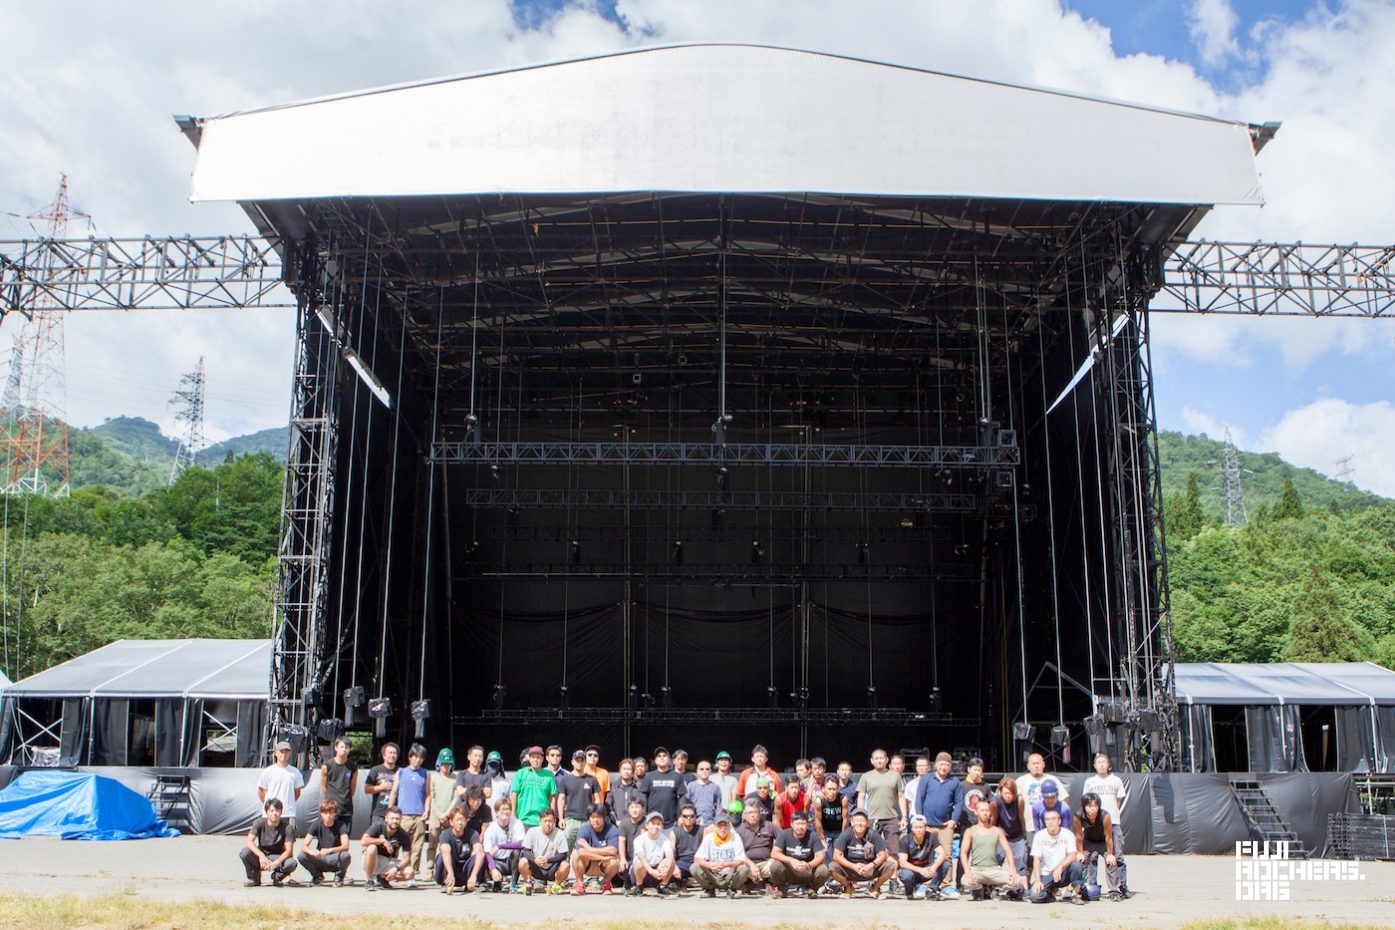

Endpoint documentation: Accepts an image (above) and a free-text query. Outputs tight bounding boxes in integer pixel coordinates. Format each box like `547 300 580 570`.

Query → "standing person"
298 799 351 887
361 806 414 891
769 809 829 897
632 756 649 781
959 799 1024 900
1073 792 1127 900
793 759 813 796
639 747 682 827
558 750 601 848
1081 752 1130 897
609 758 646 823
584 744 611 800
902 755 930 828
776 777 808 830
898 814 948 900
991 776 1029 890
572 804 622 894
835 761 858 807
1029 809 1083 905
435 806 485 894
482 798 527 891
736 796 777 889
319 736 357 837
857 748 905 858
511 745 558 828
669 803 704 890
807 757 829 797
628 811 677 896
388 743 429 886
520 807 571 893
829 808 895 898
1017 752 1068 848
913 751 963 898
425 748 459 875
672 750 696 790
737 744 782 797
364 743 400 826
257 740 305 825
1030 780 1072 832
545 745 566 787
454 745 493 802
239 798 298 887
484 750 510 804
813 775 848 849
712 751 739 806
747 779 776 824
692 810 749 898
685 759 724 826
958 757 991 828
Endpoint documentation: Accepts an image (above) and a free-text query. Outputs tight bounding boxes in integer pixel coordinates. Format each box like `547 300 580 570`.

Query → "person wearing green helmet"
426 748 459 873
713 751 739 806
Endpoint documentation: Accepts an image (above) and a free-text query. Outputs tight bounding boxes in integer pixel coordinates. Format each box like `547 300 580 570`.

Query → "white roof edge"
198 42 1262 132
180 640 270 699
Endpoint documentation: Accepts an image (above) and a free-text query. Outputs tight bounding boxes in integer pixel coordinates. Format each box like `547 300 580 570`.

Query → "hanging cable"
347 269 384 699
1064 265 1100 703
374 310 409 700
416 287 447 703
1035 304 1067 725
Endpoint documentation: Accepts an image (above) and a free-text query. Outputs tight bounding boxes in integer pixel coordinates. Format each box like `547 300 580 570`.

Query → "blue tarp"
0 770 179 840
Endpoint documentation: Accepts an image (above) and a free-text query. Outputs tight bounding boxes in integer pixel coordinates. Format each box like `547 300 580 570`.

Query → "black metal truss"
1158 240 1395 318
457 562 978 582
432 440 1019 467
462 487 982 513
468 706 976 727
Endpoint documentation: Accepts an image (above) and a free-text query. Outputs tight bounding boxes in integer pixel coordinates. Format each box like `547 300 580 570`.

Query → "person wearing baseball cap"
712 751 739 807
583 744 611 798
692 809 750 898
511 745 557 828
559 750 602 849
628 811 677 895
639 747 681 827
426 748 459 870
257 739 304 824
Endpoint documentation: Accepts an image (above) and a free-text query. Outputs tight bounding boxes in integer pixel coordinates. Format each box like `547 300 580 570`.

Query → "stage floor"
1 835 1391 929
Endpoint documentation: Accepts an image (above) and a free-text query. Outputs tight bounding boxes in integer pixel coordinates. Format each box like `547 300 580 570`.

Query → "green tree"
1165 472 1204 541
1273 478 1305 521
1286 566 1373 662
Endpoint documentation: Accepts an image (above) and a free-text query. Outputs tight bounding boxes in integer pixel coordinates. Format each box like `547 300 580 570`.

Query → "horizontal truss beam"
463 487 982 512
467 707 975 726
433 441 1019 467
1157 241 1395 318
2 236 1392 320
457 563 978 581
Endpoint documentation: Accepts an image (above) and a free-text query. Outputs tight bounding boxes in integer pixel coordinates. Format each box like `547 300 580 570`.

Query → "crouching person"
241 798 298 887
436 806 485 894
298 799 350 886
692 810 750 898
769 810 829 897
362 806 414 890
959 799 1024 900
520 808 571 892
1030 809 1084 905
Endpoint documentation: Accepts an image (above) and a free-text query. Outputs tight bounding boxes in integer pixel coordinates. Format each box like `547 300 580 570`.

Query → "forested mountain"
67 417 286 496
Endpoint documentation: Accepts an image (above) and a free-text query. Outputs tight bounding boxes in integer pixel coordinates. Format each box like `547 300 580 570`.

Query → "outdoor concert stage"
181 44 1274 767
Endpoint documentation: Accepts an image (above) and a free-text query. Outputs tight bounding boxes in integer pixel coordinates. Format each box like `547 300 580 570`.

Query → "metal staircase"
147 774 192 833
1229 777 1310 858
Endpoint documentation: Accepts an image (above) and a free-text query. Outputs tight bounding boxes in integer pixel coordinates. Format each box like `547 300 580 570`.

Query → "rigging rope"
416 286 446 702
374 309 409 699
1035 300 1067 725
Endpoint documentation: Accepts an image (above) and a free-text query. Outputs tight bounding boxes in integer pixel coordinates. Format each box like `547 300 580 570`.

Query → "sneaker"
726 888 738 899
310 876 324 887
333 874 345 888
904 886 915 900
626 884 641 896
524 883 533 896
572 881 586 896
1109 891 1122 902
702 889 716 898
939 885 959 899
272 873 285 888
364 881 376 892
657 884 674 896
377 875 393 889
244 879 261 888
407 878 418 889
601 881 614 895
776 887 788 899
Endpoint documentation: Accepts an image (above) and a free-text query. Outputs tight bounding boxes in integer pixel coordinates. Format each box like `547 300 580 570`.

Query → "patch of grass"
1181 919 1393 930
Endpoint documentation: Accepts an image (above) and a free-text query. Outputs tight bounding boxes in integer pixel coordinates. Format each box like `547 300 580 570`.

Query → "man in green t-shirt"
856 748 905 857
511 745 558 827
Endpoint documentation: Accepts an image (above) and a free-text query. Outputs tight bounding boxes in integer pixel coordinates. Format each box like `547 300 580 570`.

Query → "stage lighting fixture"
301 685 320 709
316 718 344 745
928 687 942 712
368 696 392 738
1138 710 1162 732
464 413 480 444
571 539 581 563
866 686 879 708
558 685 571 708
711 507 725 529
750 540 763 564
342 686 365 727
492 684 508 710
672 540 683 564
716 466 729 491
998 429 1018 447
768 686 779 709
411 699 431 739
1012 721 1035 742
277 725 309 757
857 542 869 565
1051 724 1070 746
1083 714 1106 737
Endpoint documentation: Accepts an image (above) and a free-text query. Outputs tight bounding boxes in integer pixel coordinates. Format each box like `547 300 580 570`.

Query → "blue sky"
2 0 1392 494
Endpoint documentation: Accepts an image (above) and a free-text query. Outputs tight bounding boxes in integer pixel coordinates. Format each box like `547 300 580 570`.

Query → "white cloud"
1258 398 1395 497
1181 406 1243 445
1187 0 1242 67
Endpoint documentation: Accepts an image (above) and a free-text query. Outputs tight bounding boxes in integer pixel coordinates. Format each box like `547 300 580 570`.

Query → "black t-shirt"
833 828 886 863
671 823 703 864
249 816 291 855
816 796 845 837
364 820 411 858
441 826 481 868
322 760 356 809
609 780 647 823
454 770 492 796
617 816 647 855
304 819 346 852
559 772 600 821
903 830 937 866
774 827 824 862
366 764 397 815
640 771 682 823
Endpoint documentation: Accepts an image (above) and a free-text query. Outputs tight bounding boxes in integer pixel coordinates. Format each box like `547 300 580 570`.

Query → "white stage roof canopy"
188 44 1265 206
1174 662 1395 706
6 639 271 701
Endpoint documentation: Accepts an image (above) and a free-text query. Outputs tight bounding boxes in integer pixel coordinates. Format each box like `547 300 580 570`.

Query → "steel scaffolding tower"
169 357 208 483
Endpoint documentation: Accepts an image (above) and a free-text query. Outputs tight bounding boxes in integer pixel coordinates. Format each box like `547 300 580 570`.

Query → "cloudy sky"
3 0 1393 493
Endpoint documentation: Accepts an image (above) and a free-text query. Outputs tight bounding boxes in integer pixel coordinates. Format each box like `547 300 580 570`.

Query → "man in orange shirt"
736 744 782 798
584 744 611 798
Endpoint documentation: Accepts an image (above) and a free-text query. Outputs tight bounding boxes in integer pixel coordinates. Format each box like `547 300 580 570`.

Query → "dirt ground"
1 835 1392 929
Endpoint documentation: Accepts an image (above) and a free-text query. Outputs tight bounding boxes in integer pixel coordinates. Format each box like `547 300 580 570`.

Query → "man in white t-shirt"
1016 752 1067 847
257 740 305 824
1080 752 1130 897
1029 809 1083 904
628 812 676 896
692 810 750 898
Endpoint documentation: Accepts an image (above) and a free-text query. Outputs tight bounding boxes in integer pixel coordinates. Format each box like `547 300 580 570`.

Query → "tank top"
967 825 1000 871
817 797 844 837
1079 811 1107 848
993 795 1023 840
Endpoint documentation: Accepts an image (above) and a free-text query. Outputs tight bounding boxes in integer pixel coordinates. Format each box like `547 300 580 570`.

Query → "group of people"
241 738 1132 905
